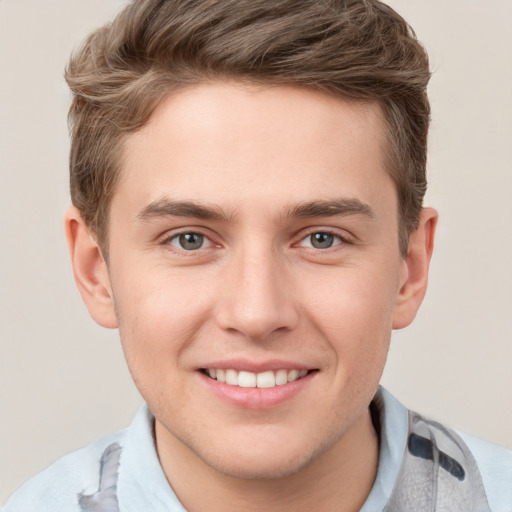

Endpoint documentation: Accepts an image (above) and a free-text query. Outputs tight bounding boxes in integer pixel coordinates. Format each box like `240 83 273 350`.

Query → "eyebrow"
137 199 233 222
284 198 376 221
137 197 376 223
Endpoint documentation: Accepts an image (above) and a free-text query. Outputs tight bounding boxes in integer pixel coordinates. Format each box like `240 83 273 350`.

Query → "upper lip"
196 358 314 373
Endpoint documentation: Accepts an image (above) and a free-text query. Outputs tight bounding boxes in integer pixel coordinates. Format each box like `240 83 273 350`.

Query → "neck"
156 408 379 512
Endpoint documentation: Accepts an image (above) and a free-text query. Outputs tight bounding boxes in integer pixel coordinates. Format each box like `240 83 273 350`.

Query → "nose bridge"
215 236 298 340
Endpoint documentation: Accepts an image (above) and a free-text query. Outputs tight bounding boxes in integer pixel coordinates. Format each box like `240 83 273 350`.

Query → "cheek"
113 277 211 416
307 263 398 324
113 271 213 371
302 264 398 368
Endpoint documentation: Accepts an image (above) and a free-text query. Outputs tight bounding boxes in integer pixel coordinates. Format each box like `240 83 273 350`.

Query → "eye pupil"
179 233 203 250
311 232 334 249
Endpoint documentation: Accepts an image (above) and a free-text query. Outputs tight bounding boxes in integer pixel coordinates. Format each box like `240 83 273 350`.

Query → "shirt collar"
117 405 186 512
360 386 409 512
117 386 408 512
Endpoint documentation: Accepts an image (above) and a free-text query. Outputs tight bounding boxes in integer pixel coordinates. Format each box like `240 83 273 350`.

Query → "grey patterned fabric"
79 443 122 512
385 412 491 511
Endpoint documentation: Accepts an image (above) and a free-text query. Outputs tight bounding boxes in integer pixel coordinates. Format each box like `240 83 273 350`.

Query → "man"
2 0 511 511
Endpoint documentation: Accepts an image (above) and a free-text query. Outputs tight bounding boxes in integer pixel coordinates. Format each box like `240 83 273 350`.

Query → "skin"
66 83 437 511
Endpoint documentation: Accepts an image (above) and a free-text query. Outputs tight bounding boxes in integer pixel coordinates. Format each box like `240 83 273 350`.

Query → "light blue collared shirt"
3 388 511 511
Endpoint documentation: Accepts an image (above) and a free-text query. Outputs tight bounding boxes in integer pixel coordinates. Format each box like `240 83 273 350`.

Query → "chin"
199 432 336 482
208 451 313 481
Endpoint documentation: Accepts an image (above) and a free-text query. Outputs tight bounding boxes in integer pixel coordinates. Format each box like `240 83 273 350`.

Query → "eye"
299 231 343 249
168 232 211 251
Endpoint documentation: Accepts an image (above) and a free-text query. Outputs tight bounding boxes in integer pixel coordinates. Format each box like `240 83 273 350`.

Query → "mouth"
200 368 314 388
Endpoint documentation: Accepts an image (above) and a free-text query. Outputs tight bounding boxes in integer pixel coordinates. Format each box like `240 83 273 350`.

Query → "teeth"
287 369 299 382
225 369 238 386
238 371 257 388
256 371 275 388
204 368 309 388
275 369 288 386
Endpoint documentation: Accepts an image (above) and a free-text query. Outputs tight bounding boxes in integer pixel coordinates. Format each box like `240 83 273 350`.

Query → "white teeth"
225 369 238 385
238 371 257 388
287 369 299 382
256 371 275 388
275 369 288 386
204 368 309 388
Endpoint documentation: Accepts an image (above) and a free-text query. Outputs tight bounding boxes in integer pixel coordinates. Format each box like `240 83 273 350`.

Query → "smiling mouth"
200 368 315 388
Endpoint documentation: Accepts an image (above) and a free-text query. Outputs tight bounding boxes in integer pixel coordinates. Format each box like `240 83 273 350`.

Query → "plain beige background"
1 0 511 504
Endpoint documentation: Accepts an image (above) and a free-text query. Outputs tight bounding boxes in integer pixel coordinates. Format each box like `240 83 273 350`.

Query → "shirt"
3 387 511 511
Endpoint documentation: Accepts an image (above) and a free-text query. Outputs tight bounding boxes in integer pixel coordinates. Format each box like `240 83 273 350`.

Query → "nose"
214 242 299 341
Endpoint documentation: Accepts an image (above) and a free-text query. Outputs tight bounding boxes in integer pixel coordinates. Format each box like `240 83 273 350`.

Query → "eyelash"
161 228 351 255
296 230 348 250
162 231 215 254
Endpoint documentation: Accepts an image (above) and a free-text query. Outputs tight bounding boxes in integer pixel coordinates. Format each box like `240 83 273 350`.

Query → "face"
102 83 411 479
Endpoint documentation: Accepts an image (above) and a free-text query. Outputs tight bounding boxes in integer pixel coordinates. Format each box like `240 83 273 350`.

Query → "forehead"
114 82 394 220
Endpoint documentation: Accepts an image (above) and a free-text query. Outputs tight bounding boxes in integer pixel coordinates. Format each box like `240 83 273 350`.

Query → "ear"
64 206 118 329
393 207 438 329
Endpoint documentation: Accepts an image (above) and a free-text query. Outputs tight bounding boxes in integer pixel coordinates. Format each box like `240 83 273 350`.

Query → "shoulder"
1 429 128 512
402 407 512 512
457 431 512 511
366 388 512 512
397 404 512 511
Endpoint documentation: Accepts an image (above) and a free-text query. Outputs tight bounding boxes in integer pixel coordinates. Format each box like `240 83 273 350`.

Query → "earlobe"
392 207 438 330
64 207 118 329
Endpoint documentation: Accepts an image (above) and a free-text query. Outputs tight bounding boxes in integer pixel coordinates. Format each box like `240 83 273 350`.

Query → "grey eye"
310 232 335 249
177 233 204 250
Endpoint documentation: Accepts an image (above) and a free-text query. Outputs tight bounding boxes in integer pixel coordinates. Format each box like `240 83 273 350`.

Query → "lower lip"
197 371 316 409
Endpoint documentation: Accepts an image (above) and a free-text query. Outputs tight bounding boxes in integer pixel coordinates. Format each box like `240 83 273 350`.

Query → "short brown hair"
66 0 430 256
